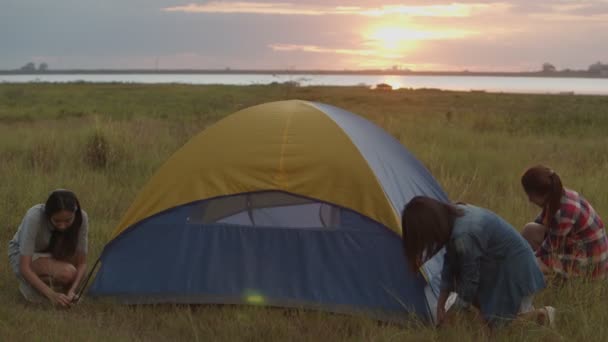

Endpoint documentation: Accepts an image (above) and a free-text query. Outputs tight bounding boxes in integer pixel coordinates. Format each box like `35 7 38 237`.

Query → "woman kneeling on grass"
402 196 554 329
8 189 88 307
521 165 608 280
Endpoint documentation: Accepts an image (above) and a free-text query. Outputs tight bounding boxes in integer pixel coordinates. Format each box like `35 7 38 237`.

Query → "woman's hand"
436 290 450 326
47 290 72 308
66 289 81 303
437 306 447 326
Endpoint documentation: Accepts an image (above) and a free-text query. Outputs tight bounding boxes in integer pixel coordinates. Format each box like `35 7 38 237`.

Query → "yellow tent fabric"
110 100 400 240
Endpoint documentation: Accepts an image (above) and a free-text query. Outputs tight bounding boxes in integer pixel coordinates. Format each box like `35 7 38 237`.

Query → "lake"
2 73 607 95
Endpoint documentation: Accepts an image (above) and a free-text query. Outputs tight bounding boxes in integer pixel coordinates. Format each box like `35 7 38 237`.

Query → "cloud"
269 43 402 59
548 2 608 18
163 2 489 17
507 0 608 20
567 3 608 16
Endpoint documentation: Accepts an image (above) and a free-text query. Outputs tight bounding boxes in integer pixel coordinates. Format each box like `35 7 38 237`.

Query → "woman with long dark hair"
8 189 88 307
402 196 551 328
521 165 608 279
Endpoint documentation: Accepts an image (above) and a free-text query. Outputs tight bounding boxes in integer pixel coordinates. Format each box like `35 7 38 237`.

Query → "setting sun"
359 23 479 68
365 25 476 52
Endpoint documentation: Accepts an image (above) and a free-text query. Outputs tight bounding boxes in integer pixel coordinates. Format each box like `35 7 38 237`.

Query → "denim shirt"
439 204 545 322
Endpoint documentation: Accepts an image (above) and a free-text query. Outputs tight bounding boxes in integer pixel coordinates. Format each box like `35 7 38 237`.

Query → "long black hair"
44 189 83 259
402 196 464 271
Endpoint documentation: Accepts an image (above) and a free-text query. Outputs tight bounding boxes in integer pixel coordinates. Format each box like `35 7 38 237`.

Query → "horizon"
1 66 605 73
3 63 607 74
2 1 608 71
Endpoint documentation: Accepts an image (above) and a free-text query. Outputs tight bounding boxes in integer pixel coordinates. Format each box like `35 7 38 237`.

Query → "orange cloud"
269 43 403 59
163 2 489 17
528 2 608 22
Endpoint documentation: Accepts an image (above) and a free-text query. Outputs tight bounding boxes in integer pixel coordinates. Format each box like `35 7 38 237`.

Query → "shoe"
543 306 556 328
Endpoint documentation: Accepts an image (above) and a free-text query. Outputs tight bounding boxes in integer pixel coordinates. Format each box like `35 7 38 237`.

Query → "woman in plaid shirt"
521 165 608 279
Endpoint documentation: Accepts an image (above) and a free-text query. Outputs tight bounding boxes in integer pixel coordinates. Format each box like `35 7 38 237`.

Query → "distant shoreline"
1 69 607 78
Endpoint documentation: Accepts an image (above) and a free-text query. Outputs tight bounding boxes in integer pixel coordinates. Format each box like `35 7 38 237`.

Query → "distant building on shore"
588 62 608 76
374 83 393 91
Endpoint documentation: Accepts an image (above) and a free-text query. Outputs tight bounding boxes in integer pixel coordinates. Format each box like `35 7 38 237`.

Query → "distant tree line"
541 61 608 76
4 60 608 77
19 62 49 72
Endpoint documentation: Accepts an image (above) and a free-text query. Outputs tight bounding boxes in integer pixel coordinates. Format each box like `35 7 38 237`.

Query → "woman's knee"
522 223 547 250
54 264 77 285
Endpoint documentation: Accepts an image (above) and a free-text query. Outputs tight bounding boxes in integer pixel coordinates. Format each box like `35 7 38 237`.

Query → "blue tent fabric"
90 200 430 319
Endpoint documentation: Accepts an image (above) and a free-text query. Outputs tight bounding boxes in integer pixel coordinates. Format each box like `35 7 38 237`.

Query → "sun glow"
361 23 478 68
376 76 406 90
365 25 475 52
367 27 419 51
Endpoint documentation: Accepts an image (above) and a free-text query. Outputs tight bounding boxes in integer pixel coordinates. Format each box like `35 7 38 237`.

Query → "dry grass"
1 83 607 341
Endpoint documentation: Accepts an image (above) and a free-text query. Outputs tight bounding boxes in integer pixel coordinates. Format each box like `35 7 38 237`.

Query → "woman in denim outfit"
402 196 554 328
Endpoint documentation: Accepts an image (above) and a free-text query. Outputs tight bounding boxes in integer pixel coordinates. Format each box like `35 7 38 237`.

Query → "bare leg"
31 257 77 291
521 222 547 251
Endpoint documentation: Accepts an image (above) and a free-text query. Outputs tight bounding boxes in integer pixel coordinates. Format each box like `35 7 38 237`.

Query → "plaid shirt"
535 188 608 278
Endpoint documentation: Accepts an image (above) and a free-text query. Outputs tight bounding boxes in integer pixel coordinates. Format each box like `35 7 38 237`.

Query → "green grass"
1 83 607 341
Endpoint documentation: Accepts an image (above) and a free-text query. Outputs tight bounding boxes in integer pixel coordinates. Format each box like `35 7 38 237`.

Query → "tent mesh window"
186 191 343 228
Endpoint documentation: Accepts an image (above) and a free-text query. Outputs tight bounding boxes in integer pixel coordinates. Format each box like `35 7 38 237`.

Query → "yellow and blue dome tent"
89 100 448 322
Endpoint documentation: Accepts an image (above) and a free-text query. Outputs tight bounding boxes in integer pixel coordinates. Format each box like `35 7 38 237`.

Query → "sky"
1 0 607 71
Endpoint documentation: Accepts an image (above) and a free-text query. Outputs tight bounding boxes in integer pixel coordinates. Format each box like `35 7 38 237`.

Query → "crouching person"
520 165 608 280
401 196 554 330
8 189 88 307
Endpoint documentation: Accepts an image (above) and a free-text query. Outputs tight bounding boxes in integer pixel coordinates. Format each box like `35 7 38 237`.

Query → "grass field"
1 83 607 341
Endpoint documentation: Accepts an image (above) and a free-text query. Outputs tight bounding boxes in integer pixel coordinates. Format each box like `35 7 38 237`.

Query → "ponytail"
546 171 564 223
